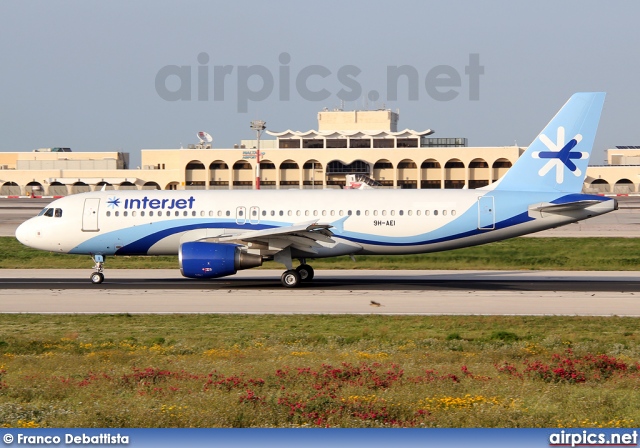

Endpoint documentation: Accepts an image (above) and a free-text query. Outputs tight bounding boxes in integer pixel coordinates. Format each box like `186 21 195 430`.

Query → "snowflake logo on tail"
532 126 588 183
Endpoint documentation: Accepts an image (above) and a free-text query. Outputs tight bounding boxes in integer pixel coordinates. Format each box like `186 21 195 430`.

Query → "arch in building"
397 158 418 189
233 159 253 189
119 181 137 190
614 178 634 194
372 159 394 187
279 159 299 188
589 179 610 193
444 158 465 189
303 159 323 188
25 181 44 196
142 181 161 190
1 181 21 196
209 160 229 189
165 181 179 191
325 159 369 188
185 160 206 189
48 181 68 196
95 181 114 191
491 158 513 183
468 158 490 189
420 158 442 189
72 181 91 194
257 159 277 189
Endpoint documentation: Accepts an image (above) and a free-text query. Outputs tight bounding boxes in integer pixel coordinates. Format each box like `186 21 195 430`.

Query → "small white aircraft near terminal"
16 93 616 287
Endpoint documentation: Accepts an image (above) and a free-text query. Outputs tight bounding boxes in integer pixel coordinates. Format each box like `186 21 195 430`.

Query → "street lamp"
250 120 266 190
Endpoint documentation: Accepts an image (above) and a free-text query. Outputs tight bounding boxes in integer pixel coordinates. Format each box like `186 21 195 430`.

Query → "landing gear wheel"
90 272 104 284
281 269 301 288
296 264 314 282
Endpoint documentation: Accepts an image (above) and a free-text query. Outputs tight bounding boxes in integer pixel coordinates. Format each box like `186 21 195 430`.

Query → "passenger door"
82 198 100 232
477 196 495 230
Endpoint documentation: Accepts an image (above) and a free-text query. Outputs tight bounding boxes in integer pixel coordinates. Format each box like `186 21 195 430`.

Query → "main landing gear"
90 255 105 284
280 261 315 288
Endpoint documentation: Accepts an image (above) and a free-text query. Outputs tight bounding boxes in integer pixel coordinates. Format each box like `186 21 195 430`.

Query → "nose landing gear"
90 255 105 284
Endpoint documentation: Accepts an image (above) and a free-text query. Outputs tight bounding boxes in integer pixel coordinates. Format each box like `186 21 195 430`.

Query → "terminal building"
0 109 638 196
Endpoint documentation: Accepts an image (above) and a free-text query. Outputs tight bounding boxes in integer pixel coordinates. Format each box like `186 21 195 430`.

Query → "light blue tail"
486 92 605 193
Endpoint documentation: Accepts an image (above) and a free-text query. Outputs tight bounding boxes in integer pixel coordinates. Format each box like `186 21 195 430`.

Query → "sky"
1 0 639 168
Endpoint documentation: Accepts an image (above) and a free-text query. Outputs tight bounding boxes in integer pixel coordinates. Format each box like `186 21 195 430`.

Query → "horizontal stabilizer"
528 200 601 218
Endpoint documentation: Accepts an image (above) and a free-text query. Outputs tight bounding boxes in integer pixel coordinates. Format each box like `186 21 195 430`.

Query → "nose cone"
15 219 33 246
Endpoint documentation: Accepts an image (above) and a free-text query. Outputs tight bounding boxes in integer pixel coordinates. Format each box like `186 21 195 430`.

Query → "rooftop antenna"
197 131 213 149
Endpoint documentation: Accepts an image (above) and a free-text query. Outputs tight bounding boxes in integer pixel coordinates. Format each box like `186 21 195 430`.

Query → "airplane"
15 92 616 288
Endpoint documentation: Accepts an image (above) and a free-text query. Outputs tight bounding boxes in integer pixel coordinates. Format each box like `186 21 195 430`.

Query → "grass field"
1 315 639 428
3 236 640 271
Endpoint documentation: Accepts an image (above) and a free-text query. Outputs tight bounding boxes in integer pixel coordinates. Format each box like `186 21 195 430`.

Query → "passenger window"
123 211 128 217
132 211 137 217
192 211 196 216
313 210 318 216
200 211 205 217
443 210 447 216
365 210 369 216
330 210 335 216
407 210 412 216
452 210 457 216
339 210 344 216
296 211 301 216
288 211 292 216
217 211 222 217
271 210 275 216
373 210 378 216
158 211 162 217
348 210 352 216
141 211 145 217
390 210 395 216
262 210 266 216
433 210 438 216
106 211 111 217
322 210 327 216
416 210 421 216
382 210 387 216
304 210 309 216
209 211 214 217
279 211 284 216
425 210 430 216
54 208 62 218
226 211 230 216
149 211 154 217
399 210 403 216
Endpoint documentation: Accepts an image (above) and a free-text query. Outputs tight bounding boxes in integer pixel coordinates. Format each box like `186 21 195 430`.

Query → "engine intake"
179 242 262 279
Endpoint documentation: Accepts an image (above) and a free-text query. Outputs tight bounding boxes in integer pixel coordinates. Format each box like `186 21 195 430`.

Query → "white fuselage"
15 188 616 259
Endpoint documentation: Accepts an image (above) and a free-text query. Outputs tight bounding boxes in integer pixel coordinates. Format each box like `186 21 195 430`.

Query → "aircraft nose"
15 219 33 246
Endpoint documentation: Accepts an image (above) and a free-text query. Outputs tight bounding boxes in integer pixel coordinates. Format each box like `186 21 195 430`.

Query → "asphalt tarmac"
1 270 639 315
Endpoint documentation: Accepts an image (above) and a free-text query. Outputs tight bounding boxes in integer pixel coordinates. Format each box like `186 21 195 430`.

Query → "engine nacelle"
179 242 262 279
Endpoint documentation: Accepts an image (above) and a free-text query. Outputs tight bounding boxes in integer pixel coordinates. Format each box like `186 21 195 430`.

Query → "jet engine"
179 242 262 279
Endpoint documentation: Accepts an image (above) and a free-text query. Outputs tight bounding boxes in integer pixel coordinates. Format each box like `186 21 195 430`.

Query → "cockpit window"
38 208 49 216
44 208 54 217
54 208 63 218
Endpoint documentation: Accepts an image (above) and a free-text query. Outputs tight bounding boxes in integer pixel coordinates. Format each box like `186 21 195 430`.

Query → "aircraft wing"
217 221 335 253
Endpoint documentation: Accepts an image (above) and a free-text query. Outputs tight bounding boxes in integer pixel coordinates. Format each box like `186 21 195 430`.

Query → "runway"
1 269 639 315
